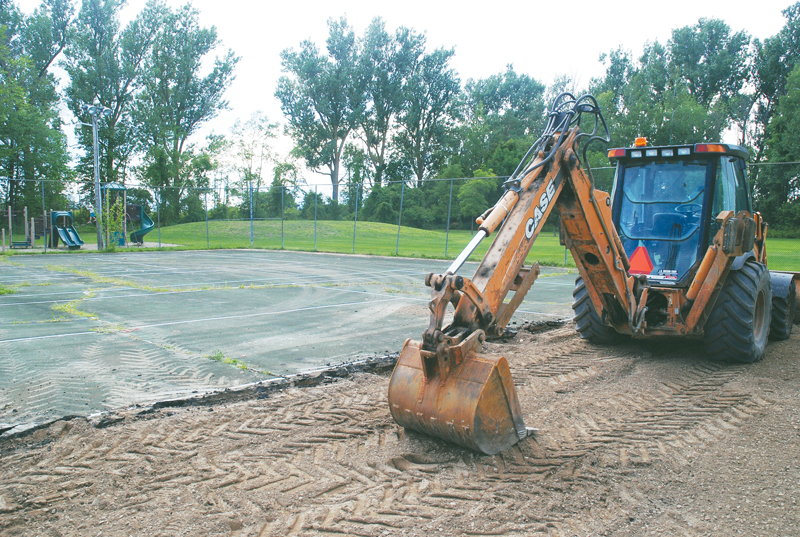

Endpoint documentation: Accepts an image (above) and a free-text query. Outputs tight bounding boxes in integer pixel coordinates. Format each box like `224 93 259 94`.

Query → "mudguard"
770 271 800 323
731 252 755 271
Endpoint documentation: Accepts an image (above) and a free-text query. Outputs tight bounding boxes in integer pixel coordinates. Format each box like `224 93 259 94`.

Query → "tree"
757 64 800 230
668 19 753 147
594 40 727 148
394 46 460 184
361 182 399 224
668 18 750 108
276 17 365 202
751 3 800 160
260 159 303 219
134 3 238 223
0 0 71 212
228 111 277 193
20 0 71 78
300 188 325 219
358 19 423 186
64 0 165 198
545 73 584 105
459 66 545 175
457 174 496 228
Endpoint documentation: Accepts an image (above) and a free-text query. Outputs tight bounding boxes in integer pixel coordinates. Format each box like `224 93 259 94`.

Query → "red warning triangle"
628 245 654 275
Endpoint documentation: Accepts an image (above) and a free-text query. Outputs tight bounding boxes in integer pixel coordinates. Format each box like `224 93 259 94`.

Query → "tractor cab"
607 139 750 286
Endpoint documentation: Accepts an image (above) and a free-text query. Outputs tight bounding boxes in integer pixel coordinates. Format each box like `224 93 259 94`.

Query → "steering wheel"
675 204 702 214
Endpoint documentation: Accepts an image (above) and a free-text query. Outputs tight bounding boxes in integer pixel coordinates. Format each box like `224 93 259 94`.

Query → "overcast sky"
16 0 796 187
119 0 790 135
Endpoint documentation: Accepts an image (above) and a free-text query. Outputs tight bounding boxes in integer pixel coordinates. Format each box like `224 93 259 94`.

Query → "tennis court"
0 250 576 433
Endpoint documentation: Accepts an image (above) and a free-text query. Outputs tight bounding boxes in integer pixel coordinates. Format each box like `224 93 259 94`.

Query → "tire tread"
572 278 624 345
703 262 771 363
769 281 796 341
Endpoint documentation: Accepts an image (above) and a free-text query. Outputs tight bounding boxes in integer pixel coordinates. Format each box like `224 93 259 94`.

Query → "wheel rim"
754 290 767 342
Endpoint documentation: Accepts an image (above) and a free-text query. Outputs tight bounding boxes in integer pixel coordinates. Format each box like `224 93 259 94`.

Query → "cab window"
615 159 707 282
712 157 748 216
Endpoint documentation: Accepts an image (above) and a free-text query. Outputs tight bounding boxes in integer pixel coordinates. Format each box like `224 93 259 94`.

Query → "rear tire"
704 261 771 363
769 280 796 341
572 277 625 344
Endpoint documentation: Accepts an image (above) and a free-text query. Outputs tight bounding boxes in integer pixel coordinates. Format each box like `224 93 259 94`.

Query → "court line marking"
0 297 401 343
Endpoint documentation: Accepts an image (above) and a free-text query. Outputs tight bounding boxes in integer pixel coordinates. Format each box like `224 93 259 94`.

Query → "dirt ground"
1 322 798 537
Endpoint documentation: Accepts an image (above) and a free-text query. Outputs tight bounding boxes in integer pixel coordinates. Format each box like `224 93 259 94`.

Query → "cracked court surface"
0 250 576 433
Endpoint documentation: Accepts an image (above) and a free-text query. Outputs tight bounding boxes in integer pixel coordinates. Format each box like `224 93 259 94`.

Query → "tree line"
2 1 800 232
1 0 236 225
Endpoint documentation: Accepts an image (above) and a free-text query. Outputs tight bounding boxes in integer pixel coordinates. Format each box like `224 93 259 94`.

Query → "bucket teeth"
387 339 529 455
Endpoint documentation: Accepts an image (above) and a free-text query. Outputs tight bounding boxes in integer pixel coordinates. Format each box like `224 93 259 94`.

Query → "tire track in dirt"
0 326 780 536
0 344 22 424
0 342 99 425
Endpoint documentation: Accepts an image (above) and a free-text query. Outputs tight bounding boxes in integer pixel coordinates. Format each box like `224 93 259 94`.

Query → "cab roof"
607 143 749 162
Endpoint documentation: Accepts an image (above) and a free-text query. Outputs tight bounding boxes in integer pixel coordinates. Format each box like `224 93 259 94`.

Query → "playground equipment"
50 211 84 250
6 206 34 249
98 183 154 247
127 204 155 245
102 182 128 247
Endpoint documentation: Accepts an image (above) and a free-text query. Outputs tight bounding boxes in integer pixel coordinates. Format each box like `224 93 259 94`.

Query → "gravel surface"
1 323 798 536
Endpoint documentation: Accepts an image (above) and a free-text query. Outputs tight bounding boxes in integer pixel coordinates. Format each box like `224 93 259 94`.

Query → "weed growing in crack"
46 265 170 292
91 325 124 334
205 349 251 370
51 290 98 320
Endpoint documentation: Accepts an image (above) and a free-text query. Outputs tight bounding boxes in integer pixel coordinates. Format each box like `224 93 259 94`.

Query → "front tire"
572 277 625 344
769 280 796 341
704 261 771 363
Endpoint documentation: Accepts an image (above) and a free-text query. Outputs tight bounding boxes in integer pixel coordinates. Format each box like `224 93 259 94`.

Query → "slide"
56 226 84 250
129 205 155 244
50 211 83 250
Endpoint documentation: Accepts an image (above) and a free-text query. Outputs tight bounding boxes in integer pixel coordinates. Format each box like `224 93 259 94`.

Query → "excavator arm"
448 126 644 338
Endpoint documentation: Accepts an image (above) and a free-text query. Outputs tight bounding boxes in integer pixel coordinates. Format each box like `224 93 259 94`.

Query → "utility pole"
81 102 112 250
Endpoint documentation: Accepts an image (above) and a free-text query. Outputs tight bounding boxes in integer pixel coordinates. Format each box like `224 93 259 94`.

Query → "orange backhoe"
387 94 800 455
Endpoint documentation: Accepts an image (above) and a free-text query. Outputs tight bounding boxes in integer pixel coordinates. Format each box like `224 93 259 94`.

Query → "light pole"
81 102 112 250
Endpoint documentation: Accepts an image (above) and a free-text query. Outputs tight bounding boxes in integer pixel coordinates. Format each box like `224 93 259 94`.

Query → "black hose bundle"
503 93 610 191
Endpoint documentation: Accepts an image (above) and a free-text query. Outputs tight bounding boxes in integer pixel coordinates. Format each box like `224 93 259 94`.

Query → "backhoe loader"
387 94 799 455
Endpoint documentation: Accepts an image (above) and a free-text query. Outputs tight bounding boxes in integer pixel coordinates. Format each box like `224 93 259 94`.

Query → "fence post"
249 181 254 247
105 191 109 248
41 180 47 253
205 191 209 249
314 185 318 251
157 188 161 248
281 185 285 249
395 180 405 256
445 178 453 258
352 182 359 254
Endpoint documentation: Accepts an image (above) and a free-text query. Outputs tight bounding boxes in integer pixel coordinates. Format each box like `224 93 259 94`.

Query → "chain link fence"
1 164 798 271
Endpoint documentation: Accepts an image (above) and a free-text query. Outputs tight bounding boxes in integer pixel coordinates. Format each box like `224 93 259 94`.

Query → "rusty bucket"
387 338 529 455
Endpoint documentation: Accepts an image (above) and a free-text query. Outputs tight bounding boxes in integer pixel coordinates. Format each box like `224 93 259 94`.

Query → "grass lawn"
764 238 799 272
146 219 574 267
67 219 798 271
